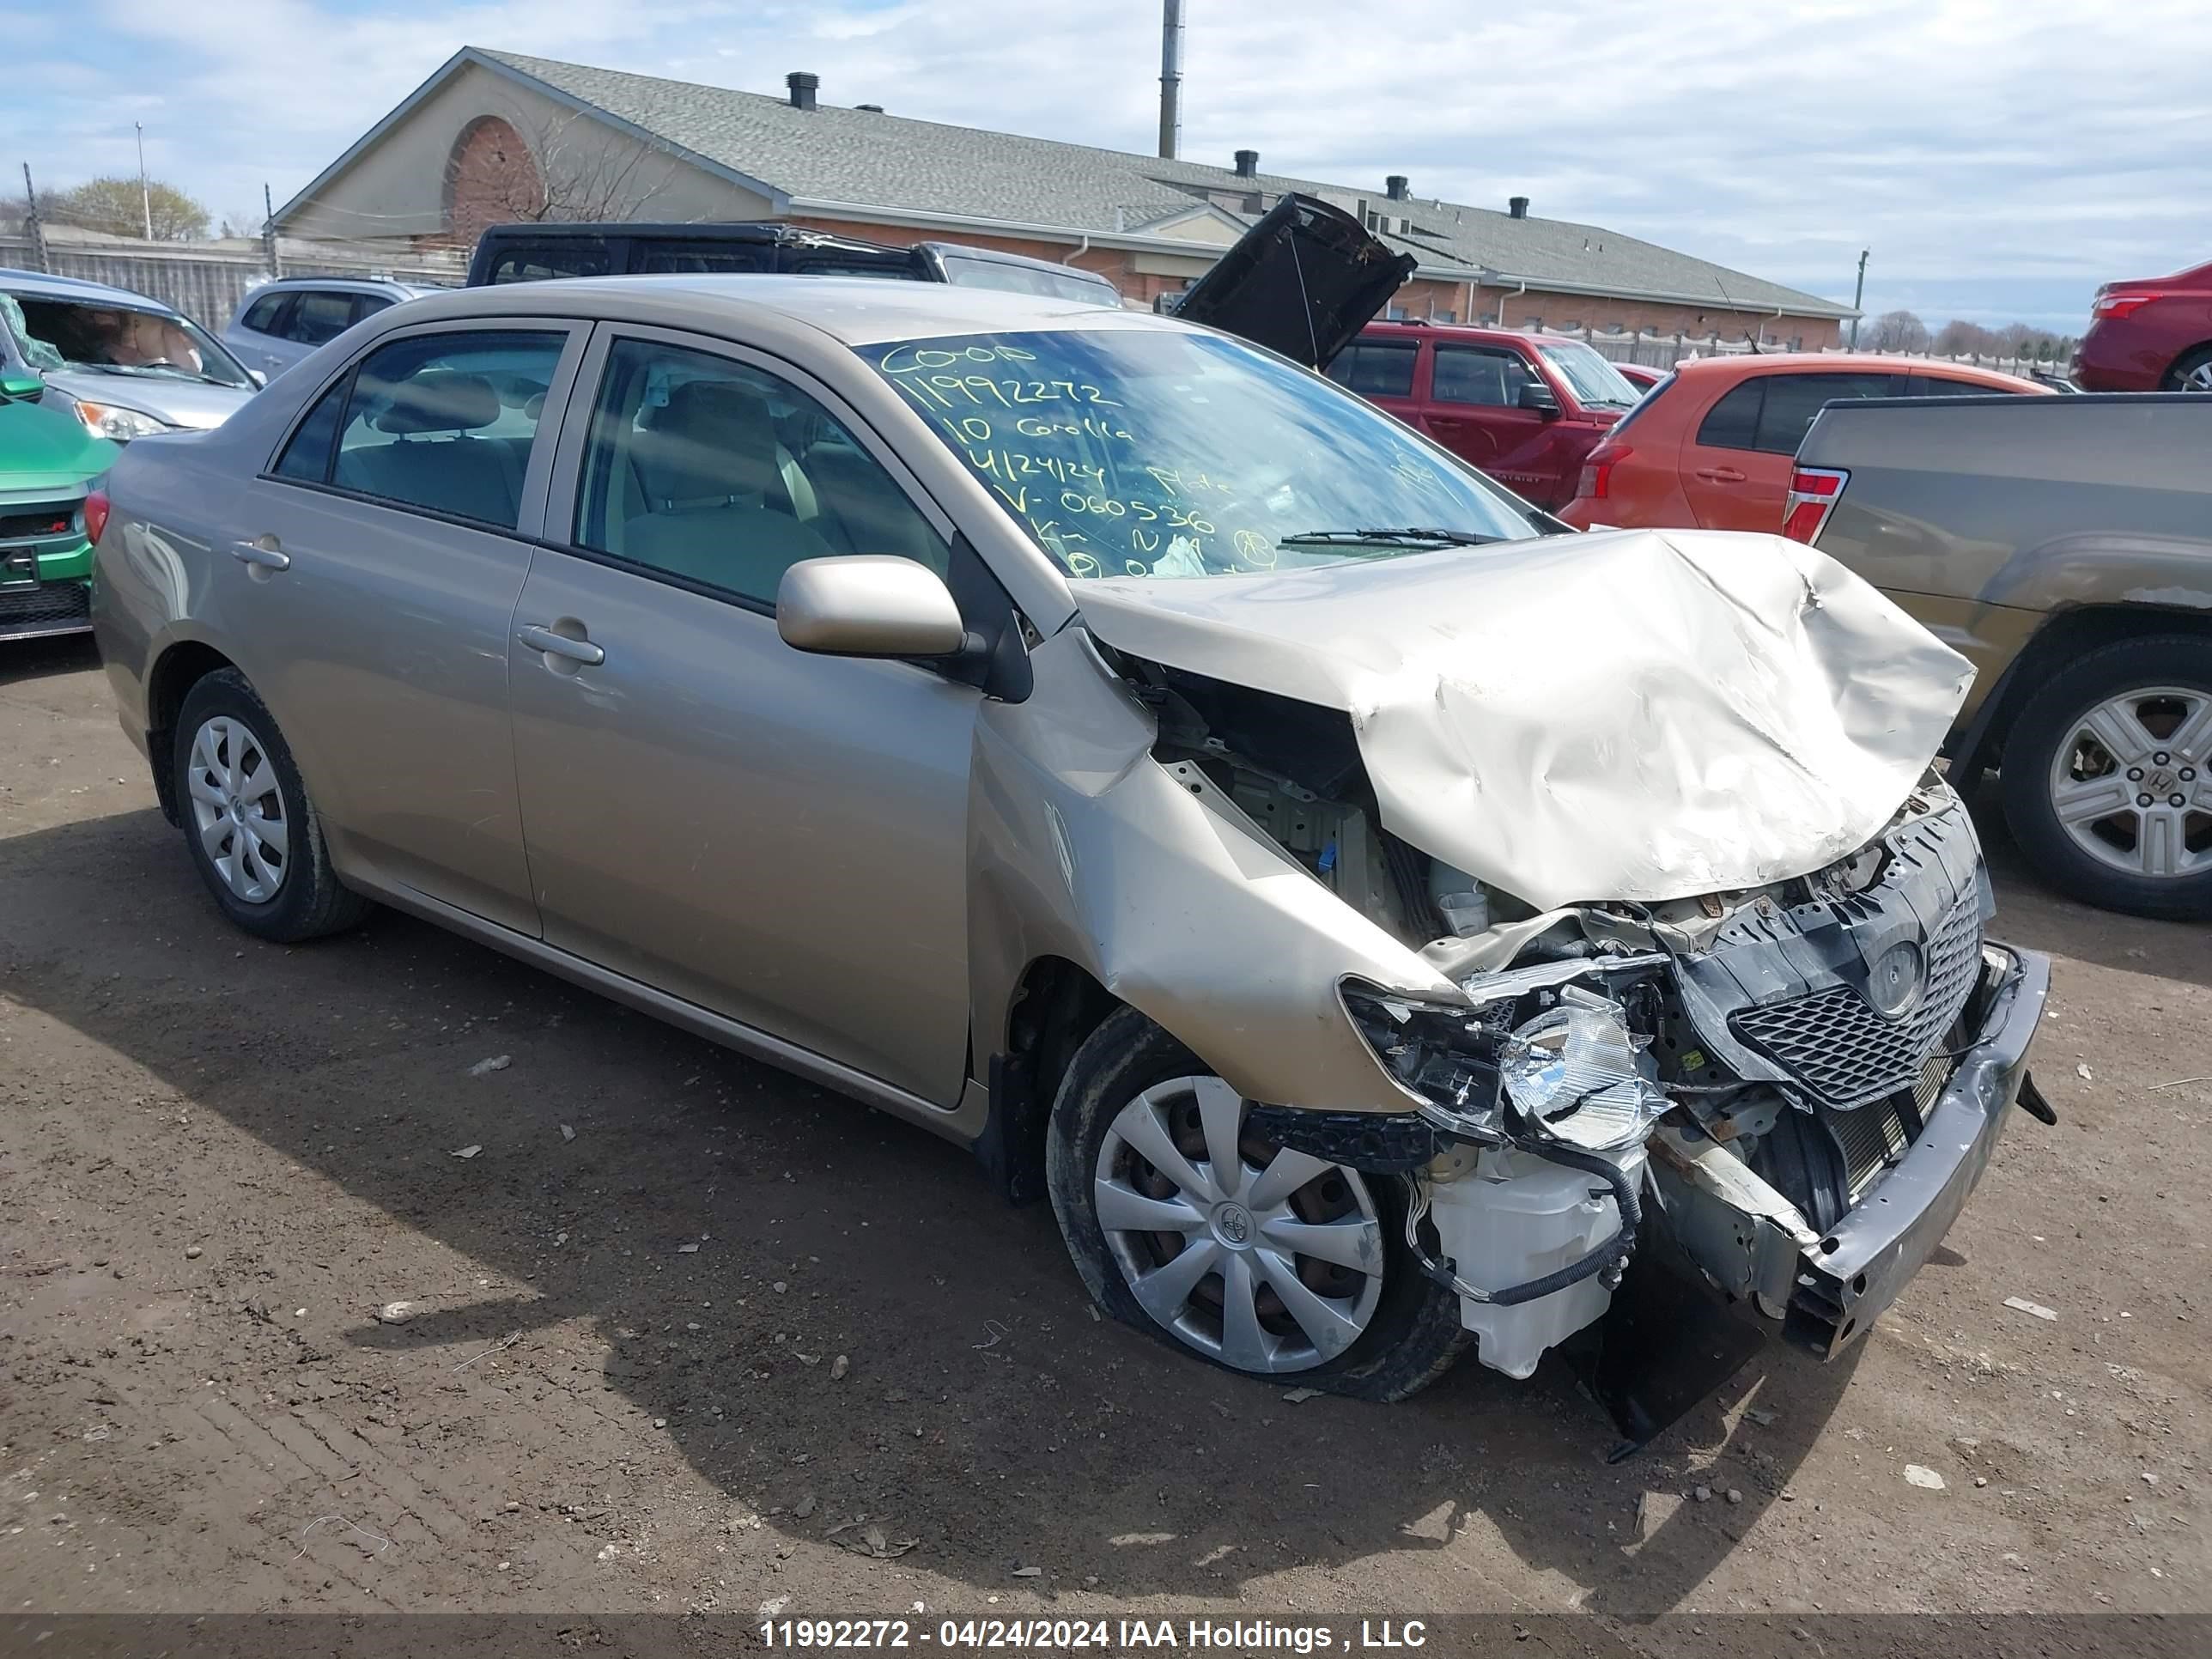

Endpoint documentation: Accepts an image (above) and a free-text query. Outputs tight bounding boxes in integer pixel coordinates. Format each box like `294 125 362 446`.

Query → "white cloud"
17 0 2208 329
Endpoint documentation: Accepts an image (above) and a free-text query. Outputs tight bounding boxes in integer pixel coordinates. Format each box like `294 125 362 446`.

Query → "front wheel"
1045 1007 1468 1401
1998 635 2212 919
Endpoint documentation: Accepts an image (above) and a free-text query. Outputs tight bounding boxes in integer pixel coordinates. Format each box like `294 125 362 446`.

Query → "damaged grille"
1729 892 1983 1112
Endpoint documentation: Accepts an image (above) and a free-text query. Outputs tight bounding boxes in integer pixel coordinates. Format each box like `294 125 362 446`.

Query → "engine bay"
1123 651 2024 1401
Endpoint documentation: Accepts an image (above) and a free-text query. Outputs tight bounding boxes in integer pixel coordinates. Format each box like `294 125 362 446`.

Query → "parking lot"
2 632 2207 1622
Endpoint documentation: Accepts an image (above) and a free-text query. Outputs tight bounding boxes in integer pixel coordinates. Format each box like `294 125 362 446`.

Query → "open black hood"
1171 192 1419 370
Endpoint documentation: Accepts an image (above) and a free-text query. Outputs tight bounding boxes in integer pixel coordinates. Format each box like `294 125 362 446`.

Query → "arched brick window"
443 116 544 245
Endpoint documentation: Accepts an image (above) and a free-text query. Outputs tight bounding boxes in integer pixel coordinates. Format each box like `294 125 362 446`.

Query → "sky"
6 0 2208 333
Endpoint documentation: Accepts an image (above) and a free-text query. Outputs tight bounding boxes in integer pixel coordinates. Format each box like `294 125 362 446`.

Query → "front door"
222 321 585 932
507 328 979 1104
1680 369 1906 532
1422 343 1562 503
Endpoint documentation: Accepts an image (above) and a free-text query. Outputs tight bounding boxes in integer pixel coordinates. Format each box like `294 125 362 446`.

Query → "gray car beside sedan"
88 274 2051 1441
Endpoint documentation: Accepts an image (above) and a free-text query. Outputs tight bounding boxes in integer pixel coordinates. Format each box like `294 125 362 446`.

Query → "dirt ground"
3 634 2208 1630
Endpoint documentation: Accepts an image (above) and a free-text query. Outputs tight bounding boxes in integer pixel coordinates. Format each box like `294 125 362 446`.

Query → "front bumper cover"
1784 940 2050 1358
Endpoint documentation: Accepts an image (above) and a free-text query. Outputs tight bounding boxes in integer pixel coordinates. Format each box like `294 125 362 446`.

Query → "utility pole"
263 181 280 278
21 162 49 273
1850 247 1869 347
1158 0 1185 160
136 121 153 239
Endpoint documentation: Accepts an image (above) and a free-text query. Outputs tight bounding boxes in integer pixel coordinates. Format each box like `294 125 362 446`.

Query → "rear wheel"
173 669 369 942
1045 1007 1468 1401
1999 635 2212 919
2164 346 2212 392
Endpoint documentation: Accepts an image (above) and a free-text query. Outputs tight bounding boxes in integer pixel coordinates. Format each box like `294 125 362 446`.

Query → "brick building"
276 47 1855 349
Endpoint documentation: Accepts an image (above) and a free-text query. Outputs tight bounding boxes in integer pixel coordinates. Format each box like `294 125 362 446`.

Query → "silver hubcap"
2182 362 2212 392
186 715 289 903
2046 684 2211 881
1094 1075 1384 1375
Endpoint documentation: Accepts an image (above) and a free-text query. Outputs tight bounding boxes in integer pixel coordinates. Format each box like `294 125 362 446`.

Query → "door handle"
518 623 605 666
229 538 290 571
1693 466 1747 483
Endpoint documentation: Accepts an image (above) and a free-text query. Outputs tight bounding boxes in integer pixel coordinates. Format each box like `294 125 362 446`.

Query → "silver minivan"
88 276 2050 1442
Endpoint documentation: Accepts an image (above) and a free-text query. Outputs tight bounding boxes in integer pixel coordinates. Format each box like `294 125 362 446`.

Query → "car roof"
1666 351 2043 389
0 265 184 315
246 276 438 296
387 273 1185 347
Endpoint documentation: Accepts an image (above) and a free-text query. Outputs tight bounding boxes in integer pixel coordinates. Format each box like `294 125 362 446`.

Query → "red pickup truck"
1321 321 1642 509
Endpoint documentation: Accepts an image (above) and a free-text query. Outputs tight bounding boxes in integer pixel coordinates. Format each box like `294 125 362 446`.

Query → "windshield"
3 293 255 389
857 327 1542 579
1537 341 1639 409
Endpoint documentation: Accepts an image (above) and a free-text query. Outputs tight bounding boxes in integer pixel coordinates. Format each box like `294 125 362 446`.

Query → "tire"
172 668 370 942
1997 635 2212 920
2163 346 2212 393
1045 1006 1468 1401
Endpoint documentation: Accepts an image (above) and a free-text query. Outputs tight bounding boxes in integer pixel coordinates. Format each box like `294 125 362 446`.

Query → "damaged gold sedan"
90 273 2051 1446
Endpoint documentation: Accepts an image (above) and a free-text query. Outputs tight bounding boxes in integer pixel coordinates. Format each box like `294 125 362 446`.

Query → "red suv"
2073 259 2212 392
1322 323 1641 509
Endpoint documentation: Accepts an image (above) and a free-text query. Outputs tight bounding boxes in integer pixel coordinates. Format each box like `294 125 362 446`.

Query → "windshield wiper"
1279 526 1509 548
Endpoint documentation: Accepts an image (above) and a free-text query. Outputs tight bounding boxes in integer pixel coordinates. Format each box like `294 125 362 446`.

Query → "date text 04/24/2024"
759 1618 1431 1650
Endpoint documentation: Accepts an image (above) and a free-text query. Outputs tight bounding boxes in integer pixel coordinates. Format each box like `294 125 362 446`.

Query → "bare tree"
1860 308 1929 353
459 96 685 231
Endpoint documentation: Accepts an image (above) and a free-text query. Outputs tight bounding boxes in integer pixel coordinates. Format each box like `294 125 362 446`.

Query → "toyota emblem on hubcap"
1212 1202 1253 1248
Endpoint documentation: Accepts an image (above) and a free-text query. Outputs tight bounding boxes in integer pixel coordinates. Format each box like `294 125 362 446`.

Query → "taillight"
2093 292 2160 319
1781 466 1846 544
1577 445 1629 501
83 487 111 547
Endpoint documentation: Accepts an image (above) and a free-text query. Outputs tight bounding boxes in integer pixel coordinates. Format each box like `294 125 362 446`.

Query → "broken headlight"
1340 981 1506 1139
1500 986 1668 1152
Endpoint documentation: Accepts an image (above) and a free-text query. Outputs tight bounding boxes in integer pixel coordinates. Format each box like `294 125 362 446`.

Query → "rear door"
219 319 587 932
1322 335 1422 427
1679 369 1906 530
1424 343 1560 501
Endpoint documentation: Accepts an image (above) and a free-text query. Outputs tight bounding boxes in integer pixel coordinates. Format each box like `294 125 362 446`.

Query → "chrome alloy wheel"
1093 1075 1384 1374
186 714 289 903
2182 360 2212 392
2046 684 2211 881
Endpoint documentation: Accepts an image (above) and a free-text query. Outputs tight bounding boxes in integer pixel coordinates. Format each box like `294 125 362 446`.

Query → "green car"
2 362 118 643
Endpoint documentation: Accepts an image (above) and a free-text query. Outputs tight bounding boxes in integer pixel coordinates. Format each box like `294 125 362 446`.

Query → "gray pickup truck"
1795 392 2211 919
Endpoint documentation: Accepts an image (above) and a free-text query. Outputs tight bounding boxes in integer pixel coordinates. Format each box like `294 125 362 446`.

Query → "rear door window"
327 331 568 529
286 291 357 347
1693 380 1765 450
1749 372 1905 453
1323 342 1418 398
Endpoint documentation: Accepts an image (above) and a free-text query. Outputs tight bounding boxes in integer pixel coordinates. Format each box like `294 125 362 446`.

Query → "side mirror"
249 369 268 388
1517 380 1561 416
777 556 969 659
0 370 43 402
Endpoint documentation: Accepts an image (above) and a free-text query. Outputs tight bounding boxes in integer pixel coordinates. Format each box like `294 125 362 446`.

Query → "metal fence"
1550 325 2064 380
0 234 465 331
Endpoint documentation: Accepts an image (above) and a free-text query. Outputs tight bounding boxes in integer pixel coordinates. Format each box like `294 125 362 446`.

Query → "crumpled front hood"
1073 527 1973 911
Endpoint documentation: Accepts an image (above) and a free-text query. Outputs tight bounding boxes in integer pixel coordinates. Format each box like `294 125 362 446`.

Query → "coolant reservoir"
1427 1146 1638 1378
1428 861 1491 938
